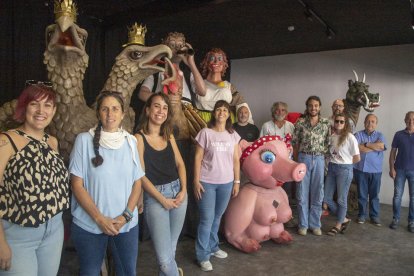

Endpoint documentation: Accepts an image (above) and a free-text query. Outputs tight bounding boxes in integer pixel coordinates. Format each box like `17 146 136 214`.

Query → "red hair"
13 84 56 123
200 48 229 78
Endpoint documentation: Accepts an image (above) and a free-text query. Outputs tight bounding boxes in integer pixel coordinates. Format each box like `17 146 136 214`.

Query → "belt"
301 151 324 156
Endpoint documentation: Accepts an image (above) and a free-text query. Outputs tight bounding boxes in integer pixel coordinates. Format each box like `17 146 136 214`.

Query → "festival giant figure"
224 136 306 253
137 31 206 140
193 48 250 123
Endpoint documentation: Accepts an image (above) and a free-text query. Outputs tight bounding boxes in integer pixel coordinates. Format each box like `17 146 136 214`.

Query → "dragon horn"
352 70 359 82
362 73 366 83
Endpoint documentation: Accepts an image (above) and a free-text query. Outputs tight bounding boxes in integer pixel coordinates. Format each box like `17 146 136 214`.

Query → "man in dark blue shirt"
389 111 414 232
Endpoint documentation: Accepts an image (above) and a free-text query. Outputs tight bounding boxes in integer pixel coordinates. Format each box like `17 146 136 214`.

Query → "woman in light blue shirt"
69 91 144 275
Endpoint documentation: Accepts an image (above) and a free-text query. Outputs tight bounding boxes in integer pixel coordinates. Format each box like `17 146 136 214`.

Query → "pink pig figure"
224 135 306 253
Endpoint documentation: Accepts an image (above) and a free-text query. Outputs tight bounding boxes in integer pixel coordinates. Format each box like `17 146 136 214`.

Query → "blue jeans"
0 212 63 276
392 169 414 222
324 163 353 224
296 153 325 230
354 169 382 220
71 222 138 276
195 181 233 262
144 179 188 276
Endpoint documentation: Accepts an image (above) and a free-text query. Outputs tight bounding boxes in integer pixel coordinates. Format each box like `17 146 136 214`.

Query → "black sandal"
340 220 351 233
327 226 340 236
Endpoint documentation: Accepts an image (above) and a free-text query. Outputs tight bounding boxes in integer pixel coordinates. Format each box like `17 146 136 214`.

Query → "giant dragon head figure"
346 71 380 112
344 70 381 127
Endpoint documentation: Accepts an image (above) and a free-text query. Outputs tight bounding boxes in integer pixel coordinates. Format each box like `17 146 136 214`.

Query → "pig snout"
271 159 307 183
291 163 306 182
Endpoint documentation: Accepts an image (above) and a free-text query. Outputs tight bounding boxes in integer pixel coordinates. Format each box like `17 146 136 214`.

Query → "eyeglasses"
333 104 344 108
335 120 345 124
25 80 52 88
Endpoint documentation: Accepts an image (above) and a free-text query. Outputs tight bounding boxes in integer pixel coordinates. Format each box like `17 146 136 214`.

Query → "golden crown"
54 0 77 22
123 23 147 47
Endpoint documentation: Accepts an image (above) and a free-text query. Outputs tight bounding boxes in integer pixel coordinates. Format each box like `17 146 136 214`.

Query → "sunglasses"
100 90 122 95
25 80 52 88
335 120 345 124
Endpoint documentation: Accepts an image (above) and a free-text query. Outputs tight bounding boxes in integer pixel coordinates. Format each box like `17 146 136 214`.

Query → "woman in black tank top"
135 92 187 276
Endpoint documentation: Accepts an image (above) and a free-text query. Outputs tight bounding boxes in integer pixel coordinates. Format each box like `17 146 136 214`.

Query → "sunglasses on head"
25 80 52 88
100 90 122 95
335 120 345 124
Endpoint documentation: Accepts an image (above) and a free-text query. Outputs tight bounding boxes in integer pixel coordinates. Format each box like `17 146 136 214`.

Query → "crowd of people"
1 35 414 275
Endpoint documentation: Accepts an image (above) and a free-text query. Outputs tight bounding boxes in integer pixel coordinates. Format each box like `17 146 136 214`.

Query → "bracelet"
122 211 132 223
234 180 241 184
124 207 134 218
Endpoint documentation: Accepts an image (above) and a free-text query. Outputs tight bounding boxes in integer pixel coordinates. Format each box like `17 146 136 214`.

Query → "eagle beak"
56 15 74 33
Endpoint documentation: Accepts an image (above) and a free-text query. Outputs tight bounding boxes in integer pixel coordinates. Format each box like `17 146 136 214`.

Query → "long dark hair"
137 92 173 140
208 100 234 133
91 91 125 167
334 113 351 147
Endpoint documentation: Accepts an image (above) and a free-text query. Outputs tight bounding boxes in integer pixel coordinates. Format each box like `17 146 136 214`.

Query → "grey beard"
273 115 285 121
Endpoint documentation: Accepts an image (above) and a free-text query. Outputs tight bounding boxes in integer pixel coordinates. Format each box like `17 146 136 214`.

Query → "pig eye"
260 150 275 164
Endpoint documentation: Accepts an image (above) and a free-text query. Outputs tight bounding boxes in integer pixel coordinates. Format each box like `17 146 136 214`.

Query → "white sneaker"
211 249 228 259
199 261 213 272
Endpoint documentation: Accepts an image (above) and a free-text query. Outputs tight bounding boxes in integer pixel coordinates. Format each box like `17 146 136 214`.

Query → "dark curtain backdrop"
0 1 231 108
0 1 110 107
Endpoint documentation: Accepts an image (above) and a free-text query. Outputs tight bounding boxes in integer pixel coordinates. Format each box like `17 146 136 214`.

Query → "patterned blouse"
0 130 69 227
292 116 331 154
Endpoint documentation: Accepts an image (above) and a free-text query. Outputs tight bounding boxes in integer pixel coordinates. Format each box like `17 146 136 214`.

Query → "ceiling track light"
297 0 336 39
304 9 313 21
326 27 335 39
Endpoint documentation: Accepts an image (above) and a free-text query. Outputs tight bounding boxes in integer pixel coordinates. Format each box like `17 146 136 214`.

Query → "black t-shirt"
233 123 260 142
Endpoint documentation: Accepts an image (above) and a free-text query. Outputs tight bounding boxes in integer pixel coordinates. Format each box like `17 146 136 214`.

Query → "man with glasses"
353 114 386 226
330 99 356 133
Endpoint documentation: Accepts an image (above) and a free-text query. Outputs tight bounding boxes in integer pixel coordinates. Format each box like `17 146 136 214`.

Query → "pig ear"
239 139 252 152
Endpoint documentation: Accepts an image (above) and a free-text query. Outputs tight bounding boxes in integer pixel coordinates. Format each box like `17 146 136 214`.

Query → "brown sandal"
327 226 340 236
340 220 351 233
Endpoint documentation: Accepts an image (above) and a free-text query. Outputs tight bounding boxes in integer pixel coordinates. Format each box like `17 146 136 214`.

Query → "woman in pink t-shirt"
193 100 241 272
